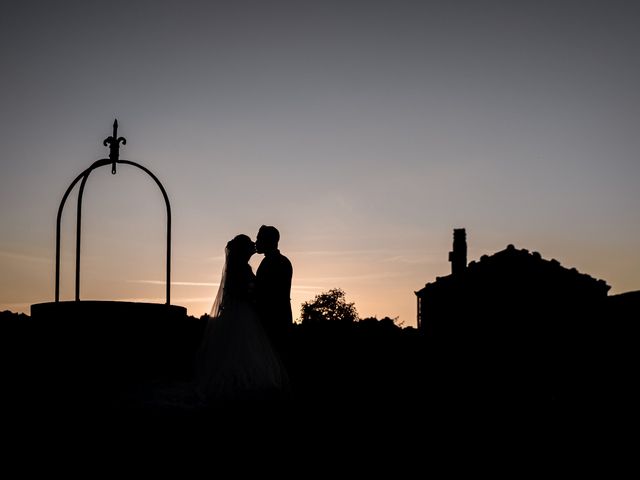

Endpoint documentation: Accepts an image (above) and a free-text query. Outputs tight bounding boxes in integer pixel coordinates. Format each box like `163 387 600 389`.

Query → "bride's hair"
226 234 253 250
211 234 254 317
225 234 255 263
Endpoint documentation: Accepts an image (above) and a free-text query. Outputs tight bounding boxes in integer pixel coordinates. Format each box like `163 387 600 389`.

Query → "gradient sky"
1 0 639 327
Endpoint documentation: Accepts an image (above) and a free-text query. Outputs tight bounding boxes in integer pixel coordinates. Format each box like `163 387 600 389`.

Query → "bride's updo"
225 234 256 264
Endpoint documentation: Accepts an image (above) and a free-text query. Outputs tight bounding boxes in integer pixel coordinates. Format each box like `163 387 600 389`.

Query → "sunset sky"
1 0 639 327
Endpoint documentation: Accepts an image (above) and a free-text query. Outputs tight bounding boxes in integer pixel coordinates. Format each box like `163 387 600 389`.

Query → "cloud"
127 278 380 294
290 249 390 257
291 249 443 264
291 285 325 292
295 271 406 283
128 280 219 287
380 255 440 265
115 296 214 303
204 255 225 263
0 250 51 264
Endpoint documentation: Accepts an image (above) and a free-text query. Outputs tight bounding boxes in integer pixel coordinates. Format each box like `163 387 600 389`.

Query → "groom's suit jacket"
256 249 293 351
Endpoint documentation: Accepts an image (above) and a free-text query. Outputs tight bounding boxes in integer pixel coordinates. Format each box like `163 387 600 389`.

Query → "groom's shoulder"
278 251 292 265
273 251 293 272
261 250 291 267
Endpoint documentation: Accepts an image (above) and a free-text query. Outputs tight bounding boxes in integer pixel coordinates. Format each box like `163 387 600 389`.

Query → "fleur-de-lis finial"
103 119 127 174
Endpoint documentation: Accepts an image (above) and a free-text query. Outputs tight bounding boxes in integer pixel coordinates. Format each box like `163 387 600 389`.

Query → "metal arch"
119 159 172 306
55 159 172 305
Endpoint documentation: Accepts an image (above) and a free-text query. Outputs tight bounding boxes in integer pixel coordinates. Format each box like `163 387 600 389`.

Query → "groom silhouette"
255 225 293 358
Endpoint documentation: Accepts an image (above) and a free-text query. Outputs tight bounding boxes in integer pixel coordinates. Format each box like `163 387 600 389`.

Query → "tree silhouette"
360 316 403 328
300 288 358 324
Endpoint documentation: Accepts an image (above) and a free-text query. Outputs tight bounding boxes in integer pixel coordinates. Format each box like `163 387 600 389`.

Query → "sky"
1 0 639 327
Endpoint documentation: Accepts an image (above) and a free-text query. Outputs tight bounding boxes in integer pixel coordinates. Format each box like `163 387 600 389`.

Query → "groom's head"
256 225 279 254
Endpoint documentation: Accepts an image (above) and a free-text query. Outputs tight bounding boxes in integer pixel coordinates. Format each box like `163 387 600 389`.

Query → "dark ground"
0 308 635 448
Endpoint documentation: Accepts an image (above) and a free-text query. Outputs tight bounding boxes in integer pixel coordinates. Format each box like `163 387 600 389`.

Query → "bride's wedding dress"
195 246 288 403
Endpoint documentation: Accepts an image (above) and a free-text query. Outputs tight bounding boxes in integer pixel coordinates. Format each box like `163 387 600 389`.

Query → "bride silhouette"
195 234 289 403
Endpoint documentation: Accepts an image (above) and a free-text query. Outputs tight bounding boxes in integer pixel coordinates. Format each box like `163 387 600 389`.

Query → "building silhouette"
415 229 611 404
416 229 610 333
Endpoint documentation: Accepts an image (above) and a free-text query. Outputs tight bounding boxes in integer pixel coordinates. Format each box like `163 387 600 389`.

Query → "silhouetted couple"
196 225 293 403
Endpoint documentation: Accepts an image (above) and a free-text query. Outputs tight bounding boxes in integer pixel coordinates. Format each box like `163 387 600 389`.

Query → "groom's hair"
259 225 280 247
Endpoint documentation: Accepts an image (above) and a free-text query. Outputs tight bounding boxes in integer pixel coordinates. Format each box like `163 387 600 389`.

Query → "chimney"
448 228 467 275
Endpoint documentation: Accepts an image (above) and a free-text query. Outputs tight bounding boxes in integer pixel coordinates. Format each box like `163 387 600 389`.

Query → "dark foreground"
0 308 636 448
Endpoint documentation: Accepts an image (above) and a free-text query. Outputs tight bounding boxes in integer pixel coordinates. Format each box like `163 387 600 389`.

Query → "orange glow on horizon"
3 238 640 329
